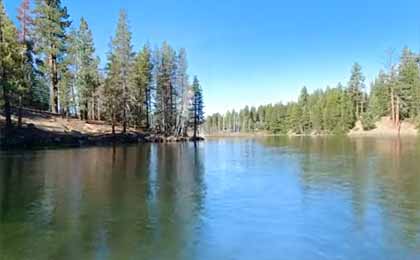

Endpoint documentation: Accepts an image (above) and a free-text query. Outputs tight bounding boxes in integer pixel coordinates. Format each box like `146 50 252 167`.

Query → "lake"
0 137 420 259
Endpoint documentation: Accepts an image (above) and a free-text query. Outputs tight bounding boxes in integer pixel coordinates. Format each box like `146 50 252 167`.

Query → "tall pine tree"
33 0 71 113
0 0 24 129
132 44 153 129
348 63 365 119
105 10 133 133
189 76 204 139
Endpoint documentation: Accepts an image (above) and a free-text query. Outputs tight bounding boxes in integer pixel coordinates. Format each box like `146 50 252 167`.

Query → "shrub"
361 112 376 130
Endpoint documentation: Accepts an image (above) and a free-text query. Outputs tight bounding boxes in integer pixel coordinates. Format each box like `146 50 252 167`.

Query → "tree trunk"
97 97 101 121
2 83 12 129
50 54 59 113
123 107 127 134
193 102 198 140
145 91 150 129
396 96 400 131
122 80 127 134
112 111 116 136
71 82 78 118
391 87 395 124
84 100 89 121
18 96 23 128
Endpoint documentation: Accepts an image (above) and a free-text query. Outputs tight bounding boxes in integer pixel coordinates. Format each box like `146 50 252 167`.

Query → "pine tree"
18 0 47 110
189 76 204 139
176 48 190 136
132 44 153 129
105 10 133 133
33 0 71 113
156 42 177 135
72 18 100 120
58 60 73 116
348 63 365 119
367 71 389 119
397 47 420 119
288 102 302 133
298 86 311 133
104 53 122 135
309 89 324 132
0 0 24 129
338 85 355 132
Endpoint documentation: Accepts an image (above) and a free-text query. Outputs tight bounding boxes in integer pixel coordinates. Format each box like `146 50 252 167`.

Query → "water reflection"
0 144 206 259
0 138 419 259
261 136 420 254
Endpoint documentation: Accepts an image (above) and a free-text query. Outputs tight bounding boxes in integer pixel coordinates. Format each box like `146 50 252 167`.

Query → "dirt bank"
0 108 203 149
348 117 418 137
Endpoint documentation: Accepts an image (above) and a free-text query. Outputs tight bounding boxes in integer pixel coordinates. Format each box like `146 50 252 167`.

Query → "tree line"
206 50 420 135
0 0 204 138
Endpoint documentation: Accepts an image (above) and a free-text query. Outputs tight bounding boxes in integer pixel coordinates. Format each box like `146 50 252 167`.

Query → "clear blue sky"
4 0 420 114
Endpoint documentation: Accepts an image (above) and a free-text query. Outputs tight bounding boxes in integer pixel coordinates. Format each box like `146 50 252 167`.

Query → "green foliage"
367 71 389 119
0 0 25 127
205 84 357 135
132 44 153 128
1 1 204 138
63 18 100 118
205 48 420 135
189 76 205 138
348 63 366 118
397 47 420 119
155 41 178 134
33 0 71 112
361 112 376 130
104 9 134 132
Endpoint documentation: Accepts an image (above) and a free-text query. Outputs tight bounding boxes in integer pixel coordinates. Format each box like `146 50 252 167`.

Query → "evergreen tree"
289 103 302 133
298 86 311 133
105 10 133 133
155 42 177 135
33 0 71 113
72 18 100 120
309 89 324 132
348 63 365 119
397 47 420 119
338 85 355 132
0 0 25 129
176 48 190 136
367 71 389 120
132 43 153 129
17 0 47 110
189 76 204 139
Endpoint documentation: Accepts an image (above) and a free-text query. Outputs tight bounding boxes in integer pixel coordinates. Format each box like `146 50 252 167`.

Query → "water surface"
1 137 420 259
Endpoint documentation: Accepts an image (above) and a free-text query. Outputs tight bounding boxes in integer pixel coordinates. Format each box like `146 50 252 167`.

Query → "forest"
206 49 420 135
0 0 205 140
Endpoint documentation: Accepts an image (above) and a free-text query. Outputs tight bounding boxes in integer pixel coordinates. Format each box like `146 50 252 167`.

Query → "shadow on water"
0 144 206 260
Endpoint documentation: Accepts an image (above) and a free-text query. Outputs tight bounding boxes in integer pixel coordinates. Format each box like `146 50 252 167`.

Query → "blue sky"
4 0 420 114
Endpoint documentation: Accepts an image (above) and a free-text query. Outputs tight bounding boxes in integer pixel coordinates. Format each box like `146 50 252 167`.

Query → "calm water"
1 137 420 260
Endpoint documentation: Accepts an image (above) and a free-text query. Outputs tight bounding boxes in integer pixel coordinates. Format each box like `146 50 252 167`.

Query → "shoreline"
2 114 417 150
205 131 419 138
0 110 205 150
0 126 205 150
